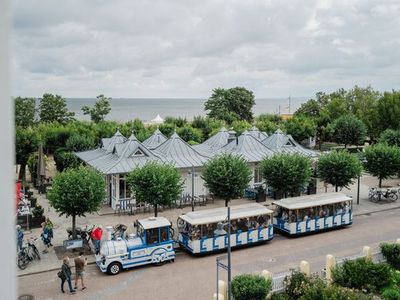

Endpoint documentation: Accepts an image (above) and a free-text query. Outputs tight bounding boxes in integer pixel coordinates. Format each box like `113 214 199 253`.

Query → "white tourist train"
177 203 274 254
96 217 175 275
272 193 353 235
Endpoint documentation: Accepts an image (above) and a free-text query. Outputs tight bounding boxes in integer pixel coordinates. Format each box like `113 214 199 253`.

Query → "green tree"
15 126 39 181
205 87 255 122
260 153 312 198
14 97 36 127
53 149 82 172
255 119 278 134
231 120 252 136
232 274 271 300
284 116 317 142
81 94 111 123
66 134 95 152
331 115 367 148
202 154 252 207
164 116 187 128
177 125 203 143
317 151 363 191
363 144 400 187
159 123 175 138
126 162 183 217
378 129 400 147
39 93 75 123
48 166 105 238
376 90 400 134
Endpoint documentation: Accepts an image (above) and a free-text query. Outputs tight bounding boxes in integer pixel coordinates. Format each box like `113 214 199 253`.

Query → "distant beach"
66 97 309 122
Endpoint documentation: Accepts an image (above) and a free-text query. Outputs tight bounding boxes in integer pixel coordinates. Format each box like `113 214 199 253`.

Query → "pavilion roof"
142 128 167 150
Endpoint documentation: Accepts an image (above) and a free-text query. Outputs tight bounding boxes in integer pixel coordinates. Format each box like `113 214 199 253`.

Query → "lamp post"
215 206 232 300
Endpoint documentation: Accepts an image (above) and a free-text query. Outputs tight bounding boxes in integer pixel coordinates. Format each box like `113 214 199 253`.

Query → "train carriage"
273 192 353 235
178 203 274 254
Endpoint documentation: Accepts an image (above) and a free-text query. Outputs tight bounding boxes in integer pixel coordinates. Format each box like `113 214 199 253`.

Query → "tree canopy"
126 162 183 217
284 116 317 142
204 87 255 123
48 166 105 237
81 94 112 123
16 126 39 181
39 93 75 123
260 153 312 198
331 115 367 148
202 153 252 207
317 151 363 191
378 129 400 147
376 90 400 133
363 144 400 187
15 97 36 128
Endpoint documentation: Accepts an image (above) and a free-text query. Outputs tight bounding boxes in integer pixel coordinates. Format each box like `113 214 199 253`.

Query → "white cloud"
11 0 400 98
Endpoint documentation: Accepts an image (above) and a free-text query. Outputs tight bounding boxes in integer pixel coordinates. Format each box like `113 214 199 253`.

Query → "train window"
146 228 159 244
159 227 169 242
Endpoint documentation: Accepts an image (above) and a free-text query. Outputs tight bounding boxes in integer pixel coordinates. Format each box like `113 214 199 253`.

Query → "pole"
216 258 219 300
227 206 231 300
191 166 195 212
357 175 360 205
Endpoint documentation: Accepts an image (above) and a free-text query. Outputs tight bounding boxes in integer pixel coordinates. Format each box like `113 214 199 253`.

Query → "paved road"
18 209 400 300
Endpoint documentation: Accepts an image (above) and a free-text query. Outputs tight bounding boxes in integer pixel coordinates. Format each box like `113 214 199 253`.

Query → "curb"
354 204 400 217
17 261 97 278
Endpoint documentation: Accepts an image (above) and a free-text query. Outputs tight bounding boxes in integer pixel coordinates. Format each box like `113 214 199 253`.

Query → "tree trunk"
154 204 158 217
72 214 77 239
335 185 338 192
18 163 26 182
379 178 382 188
225 199 228 207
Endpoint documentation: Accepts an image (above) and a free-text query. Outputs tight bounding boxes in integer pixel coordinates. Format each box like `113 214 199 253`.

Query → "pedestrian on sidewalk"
60 256 76 294
40 222 51 253
44 217 54 246
16 225 24 251
74 252 87 291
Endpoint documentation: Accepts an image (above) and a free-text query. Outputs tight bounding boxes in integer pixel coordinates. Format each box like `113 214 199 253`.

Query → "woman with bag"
59 256 76 294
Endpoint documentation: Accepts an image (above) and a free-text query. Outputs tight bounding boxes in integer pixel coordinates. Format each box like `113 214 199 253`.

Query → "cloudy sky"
11 0 400 98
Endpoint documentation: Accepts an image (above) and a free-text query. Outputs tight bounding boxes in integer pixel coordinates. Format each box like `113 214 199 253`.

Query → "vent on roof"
132 149 145 156
286 140 295 146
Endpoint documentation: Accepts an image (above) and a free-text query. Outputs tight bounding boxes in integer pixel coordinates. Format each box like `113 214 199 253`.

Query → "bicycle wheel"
17 252 28 270
389 193 398 202
32 245 41 260
371 193 379 203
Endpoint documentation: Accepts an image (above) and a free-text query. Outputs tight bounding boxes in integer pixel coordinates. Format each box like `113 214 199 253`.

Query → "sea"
66 97 309 122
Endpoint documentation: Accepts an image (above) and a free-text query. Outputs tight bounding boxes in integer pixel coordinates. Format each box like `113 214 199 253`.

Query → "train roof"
138 217 171 229
272 193 352 210
178 203 273 226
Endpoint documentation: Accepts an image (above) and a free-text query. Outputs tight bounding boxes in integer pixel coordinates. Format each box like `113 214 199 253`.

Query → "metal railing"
271 271 291 293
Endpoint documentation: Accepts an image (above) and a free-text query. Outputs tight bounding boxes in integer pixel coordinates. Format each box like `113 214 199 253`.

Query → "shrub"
284 270 311 299
66 134 95 152
382 288 400 300
231 274 271 300
381 243 400 270
269 293 289 300
332 258 392 293
318 285 373 300
32 205 44 218
54 148 81 172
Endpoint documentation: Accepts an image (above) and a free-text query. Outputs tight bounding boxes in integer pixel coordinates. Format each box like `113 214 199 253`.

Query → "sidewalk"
17 174 400 277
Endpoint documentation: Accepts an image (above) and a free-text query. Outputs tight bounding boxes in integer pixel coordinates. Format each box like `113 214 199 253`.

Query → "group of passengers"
183 214 271 241
278 201 351 223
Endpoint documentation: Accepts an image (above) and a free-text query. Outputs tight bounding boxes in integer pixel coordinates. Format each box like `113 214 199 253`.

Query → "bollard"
325 254 336 282
299 260 310 276
362 246 372 260
262 270 272 280
218 280 227 299
213 293 225 300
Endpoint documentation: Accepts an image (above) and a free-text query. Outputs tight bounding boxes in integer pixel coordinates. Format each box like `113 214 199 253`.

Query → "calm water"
66 97 309 122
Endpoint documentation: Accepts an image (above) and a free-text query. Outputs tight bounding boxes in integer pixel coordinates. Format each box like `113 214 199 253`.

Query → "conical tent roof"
262 129 319 157
151 114 164 124
154 132 210 168
218 130 275 163
101 129 127 154
142 128 167 150
192 127 229 156
248 126 268 141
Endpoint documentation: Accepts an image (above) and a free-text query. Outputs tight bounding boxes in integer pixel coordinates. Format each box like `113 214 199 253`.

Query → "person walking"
44 217 54 246
16 225 24 251
74 252 87 291
60 256 76 294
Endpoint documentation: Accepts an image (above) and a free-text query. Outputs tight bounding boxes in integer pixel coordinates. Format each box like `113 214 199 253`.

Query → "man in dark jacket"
60 256 76 294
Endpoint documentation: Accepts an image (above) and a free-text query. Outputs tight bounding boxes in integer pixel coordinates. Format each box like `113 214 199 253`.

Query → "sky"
11 0 400 98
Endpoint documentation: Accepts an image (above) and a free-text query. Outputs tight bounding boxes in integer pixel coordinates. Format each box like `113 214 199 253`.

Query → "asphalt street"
18 208 400 300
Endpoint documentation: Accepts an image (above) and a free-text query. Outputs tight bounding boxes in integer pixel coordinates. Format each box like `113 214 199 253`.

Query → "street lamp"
188 166 196 211
215 206 232 300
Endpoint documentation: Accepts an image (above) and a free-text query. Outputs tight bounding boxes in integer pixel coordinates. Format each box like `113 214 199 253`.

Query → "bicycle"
369 187 398 202
17 237 40 270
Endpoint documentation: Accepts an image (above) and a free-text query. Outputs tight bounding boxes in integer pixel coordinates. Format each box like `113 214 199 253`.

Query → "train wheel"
107 262 122 275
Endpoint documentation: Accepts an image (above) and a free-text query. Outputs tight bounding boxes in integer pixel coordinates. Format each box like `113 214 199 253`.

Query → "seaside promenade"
17 173 400 277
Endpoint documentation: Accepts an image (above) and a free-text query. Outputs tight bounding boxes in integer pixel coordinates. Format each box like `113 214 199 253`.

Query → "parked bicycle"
66 225 95 250
369 187 398 202
17 237 40 270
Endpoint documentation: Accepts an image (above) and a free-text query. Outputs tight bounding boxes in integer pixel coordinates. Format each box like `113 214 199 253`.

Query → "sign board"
63 239 83 250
